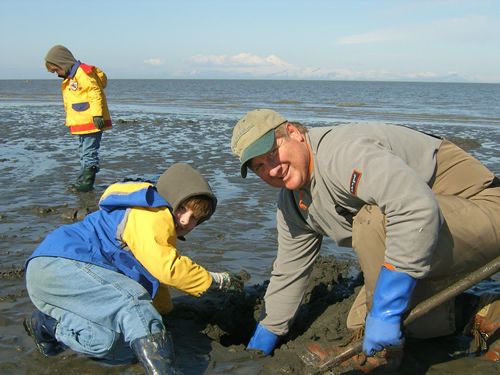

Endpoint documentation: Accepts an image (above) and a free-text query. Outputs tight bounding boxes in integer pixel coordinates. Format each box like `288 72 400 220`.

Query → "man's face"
248 124 310 190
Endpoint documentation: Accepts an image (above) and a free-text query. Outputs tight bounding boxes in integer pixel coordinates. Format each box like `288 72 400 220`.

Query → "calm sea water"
0 79 499 279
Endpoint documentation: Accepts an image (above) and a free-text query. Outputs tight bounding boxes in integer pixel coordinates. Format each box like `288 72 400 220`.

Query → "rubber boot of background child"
69 166 97 192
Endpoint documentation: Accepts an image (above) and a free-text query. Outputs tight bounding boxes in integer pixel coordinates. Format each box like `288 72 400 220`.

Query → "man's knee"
352 205 386 289
352 205 386 244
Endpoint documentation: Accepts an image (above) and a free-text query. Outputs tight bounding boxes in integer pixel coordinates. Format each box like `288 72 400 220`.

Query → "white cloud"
190 53 291 68
184 52 474 82
187 52 377 80
144 58 162 66
189 53 305 77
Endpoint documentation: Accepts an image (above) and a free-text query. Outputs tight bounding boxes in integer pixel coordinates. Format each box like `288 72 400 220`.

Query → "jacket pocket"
72 102 90 111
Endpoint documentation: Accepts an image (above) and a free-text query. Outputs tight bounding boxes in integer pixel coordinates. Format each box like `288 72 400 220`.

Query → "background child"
24 163 244 375
45 45 112 192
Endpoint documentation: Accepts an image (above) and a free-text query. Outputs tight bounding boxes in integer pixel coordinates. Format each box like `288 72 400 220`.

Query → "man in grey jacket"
231 109 500 369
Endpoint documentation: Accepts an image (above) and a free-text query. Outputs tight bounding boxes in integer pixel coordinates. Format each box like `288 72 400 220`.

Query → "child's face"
174 206 198 237
48 65 66 78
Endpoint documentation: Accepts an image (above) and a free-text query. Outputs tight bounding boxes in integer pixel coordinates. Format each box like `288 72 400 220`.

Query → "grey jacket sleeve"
324 137 442 277
260 191 322 336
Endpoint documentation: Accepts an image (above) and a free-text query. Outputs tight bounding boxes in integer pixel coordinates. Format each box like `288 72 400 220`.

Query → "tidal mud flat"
1 79 499 374
0 131 498 374
1 254 498 375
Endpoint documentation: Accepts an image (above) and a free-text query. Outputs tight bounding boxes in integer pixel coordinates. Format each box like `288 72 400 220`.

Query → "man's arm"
248 198 322 354
330 137 442 277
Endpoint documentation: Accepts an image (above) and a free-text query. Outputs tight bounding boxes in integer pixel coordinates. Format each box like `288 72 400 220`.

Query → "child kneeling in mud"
24 163 244 375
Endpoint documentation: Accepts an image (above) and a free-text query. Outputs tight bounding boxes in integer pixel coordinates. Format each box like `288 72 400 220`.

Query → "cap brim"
239 129 275 178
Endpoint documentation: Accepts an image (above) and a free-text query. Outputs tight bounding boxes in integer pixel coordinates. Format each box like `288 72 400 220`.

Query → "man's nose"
268 163 281 177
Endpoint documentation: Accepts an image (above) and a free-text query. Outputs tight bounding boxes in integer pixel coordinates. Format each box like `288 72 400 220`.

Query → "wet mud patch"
165 256 497 374
33 200 99 221
0 266 24 281
164 256 363 374
2 256 496 374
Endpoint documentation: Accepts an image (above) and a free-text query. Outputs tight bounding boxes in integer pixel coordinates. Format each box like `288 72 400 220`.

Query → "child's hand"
210 271 249 293
93 116 105 130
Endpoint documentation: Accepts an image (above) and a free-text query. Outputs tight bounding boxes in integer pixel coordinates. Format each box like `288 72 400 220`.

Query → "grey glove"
93 116 105 130
210 271 246 293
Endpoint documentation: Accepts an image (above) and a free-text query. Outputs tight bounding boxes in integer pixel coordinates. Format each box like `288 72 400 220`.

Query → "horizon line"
3 77 500 85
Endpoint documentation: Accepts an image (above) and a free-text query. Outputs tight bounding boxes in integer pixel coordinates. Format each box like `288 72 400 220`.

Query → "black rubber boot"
69 166 97 192
23 310 65 357
131 331 181 375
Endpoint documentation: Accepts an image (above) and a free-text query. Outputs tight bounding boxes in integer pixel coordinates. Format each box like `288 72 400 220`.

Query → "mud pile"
165 256 497 374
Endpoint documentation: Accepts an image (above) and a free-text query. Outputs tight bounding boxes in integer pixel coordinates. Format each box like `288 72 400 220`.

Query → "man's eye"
254 164 263 173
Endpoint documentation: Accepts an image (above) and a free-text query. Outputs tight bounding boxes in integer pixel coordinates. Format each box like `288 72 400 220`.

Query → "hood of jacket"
156 163 217 219
45 45 77 76
99 182 170 212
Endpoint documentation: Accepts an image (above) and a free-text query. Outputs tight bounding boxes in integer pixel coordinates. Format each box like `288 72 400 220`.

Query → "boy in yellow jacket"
24 163 244 375
45 45 112 192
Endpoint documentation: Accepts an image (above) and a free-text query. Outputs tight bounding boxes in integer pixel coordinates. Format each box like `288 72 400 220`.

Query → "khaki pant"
348 140 500 338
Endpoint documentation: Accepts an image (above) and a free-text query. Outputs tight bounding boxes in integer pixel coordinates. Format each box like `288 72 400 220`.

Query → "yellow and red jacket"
27 182 213 314
62 62 112 135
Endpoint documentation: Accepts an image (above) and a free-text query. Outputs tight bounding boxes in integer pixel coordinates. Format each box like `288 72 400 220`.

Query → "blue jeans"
26 257 165 361
78 132 102 171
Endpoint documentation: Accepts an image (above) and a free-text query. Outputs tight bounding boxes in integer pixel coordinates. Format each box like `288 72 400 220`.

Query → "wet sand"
1 107 498 374
1 254 498 374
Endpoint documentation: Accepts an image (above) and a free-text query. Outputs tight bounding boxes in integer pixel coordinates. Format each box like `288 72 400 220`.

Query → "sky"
1 0 500 83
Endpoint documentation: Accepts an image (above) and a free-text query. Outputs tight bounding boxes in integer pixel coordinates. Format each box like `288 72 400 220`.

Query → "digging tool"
301 255 500 374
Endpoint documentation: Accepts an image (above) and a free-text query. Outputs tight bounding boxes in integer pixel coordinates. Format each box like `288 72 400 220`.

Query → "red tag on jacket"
349 169 362 196
80 63 94 74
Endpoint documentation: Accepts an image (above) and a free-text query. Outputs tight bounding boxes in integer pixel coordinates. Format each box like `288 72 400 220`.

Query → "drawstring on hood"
45 45 77 77
156 163 217 220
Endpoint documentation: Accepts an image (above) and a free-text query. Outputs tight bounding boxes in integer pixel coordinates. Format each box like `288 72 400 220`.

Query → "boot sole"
23 316 64 357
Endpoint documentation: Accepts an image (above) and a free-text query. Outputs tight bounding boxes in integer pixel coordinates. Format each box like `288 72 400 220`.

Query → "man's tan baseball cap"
231 109 287 178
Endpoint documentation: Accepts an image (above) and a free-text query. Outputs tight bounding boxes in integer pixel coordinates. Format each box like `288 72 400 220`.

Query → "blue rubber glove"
363 265 417 356
247 323 279 355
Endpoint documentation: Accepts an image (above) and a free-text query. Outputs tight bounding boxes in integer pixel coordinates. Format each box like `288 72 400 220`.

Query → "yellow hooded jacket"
45 45 112 135
105 183 213 314
62 63 112 135
28 181 213 315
